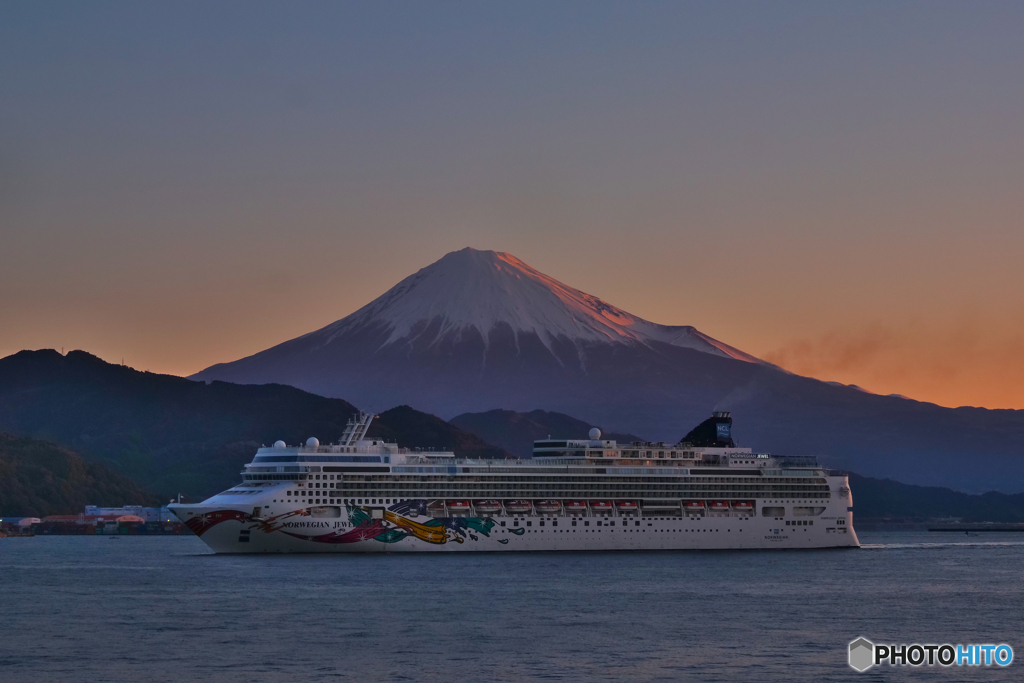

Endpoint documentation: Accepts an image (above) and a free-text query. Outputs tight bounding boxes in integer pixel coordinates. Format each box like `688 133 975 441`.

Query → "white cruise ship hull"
171 494 858 554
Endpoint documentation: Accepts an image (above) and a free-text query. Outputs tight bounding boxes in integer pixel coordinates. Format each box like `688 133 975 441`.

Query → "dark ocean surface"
1 532 1020 682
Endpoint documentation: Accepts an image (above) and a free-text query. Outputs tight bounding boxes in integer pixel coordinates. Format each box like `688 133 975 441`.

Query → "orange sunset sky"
2 3 1023 410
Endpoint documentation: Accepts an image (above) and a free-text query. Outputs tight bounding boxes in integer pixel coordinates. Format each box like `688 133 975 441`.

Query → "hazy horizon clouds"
2 2 1023 409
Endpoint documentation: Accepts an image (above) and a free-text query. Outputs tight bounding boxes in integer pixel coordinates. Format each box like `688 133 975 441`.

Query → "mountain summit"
314 248 759 363
193 247 766 416
193 247 1024 492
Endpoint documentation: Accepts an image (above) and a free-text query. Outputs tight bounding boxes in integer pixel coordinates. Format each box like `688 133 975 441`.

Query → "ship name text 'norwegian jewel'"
170 411 859 553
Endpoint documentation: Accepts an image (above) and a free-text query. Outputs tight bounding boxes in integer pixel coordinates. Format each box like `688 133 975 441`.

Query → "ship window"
527 521 532 526
584 521 589 526
500 522 505 527
572 521 576 526
635 521 640 526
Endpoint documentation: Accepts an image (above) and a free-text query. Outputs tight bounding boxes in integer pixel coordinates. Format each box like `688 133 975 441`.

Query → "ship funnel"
679 412 735 447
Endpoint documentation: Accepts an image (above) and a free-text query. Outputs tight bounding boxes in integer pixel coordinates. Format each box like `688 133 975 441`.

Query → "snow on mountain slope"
311 248 761 363
191 246 767 436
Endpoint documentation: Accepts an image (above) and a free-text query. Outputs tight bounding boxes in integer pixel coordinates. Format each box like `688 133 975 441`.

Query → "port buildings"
1 505 185 535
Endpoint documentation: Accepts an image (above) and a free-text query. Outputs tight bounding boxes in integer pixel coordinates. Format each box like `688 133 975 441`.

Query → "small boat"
473 500 502 514
426 500 445 513
683 501 706 512
731 501 754 512
446 500 471 511
708 501 730 512
535 500 562 513
590 500 613 513
504 500 532 513
564 500 588 513
615 501 639 512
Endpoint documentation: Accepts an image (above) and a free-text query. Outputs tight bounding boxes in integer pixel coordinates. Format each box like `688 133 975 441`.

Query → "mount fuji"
303 247 762 365
193 248 1024 492
194 248 766 427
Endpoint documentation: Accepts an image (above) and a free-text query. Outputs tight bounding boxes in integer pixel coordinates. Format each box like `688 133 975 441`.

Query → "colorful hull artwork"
184 501 524 550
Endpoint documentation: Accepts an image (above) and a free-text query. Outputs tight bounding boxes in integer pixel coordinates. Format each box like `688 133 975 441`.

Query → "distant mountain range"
0 350 509 499
847 473 1024 523
192 247 1024 493
3 348 1024 522
0 433 160 517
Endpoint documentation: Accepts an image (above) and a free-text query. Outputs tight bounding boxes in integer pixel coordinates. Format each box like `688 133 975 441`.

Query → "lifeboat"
564 500 588 513
731 501 754 512
535 500 562 513
683 501 706 512
615 501 639 512
446 500 471 511
590 500 613 513
473 500 502 514
504 500 532 514
426 501 445 513
708 501 730 512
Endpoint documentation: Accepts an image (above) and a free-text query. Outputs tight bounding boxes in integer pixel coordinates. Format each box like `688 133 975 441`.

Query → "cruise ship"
170 411 859 553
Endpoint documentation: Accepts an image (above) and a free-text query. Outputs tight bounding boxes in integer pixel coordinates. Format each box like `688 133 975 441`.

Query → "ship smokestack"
679 411 735 447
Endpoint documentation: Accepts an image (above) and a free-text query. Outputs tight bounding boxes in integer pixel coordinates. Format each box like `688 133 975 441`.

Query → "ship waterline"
171 412 859 553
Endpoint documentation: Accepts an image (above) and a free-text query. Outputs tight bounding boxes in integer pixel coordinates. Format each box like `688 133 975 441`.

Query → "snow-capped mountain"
314 248 759 364
193 247 1024 492
194 246 768 433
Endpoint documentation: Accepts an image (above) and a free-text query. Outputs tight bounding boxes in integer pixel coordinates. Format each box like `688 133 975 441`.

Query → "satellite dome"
306 437 320 448
589 427 601 440
273 440 286 448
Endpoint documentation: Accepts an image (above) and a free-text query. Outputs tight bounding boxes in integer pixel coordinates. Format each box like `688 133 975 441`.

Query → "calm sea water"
1 532 1021 682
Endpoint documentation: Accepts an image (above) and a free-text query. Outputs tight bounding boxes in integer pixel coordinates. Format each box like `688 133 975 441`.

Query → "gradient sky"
2 2 1023 410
